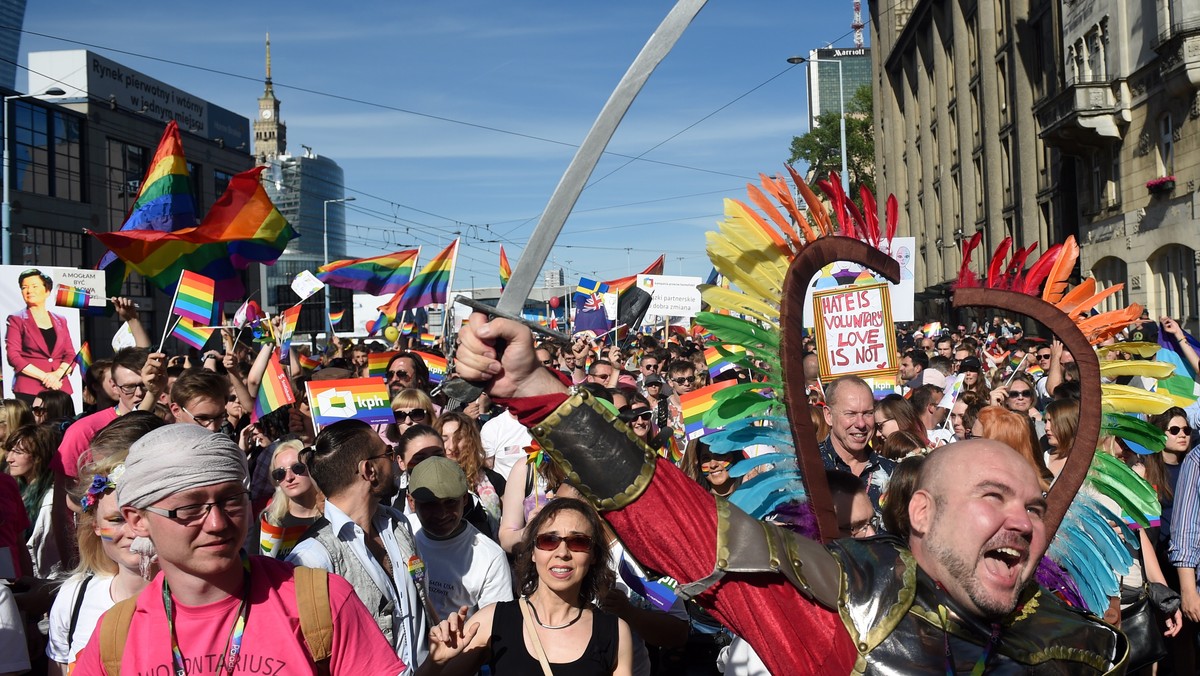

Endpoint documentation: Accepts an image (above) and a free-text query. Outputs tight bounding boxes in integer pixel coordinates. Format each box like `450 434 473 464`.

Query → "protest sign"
305 377 394 431
812 282 899 381
801 236 916 326
637 274 702 319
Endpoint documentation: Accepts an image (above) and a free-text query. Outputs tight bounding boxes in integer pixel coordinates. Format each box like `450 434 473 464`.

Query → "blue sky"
21 2 866 288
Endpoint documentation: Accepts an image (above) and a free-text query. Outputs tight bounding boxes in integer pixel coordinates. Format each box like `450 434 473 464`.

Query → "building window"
974 156 985 219
1159 113 1174 175
997 59 1009 122
106 139 148 231
21 225 83 268
187 161 203 213
1091 257 1129 312
11 100 85 202
214 169 234 198
1149 245 1195 325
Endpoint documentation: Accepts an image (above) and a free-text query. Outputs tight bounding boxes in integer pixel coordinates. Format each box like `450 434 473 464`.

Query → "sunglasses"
386 369 412 381
534 533 593 553
670 377 692 385
271 463 308 483
394 408 428 423
623 410 652 423
1037 353 1052 360
31 406 44 415
1008 390 1033 398
1168 426 1195 436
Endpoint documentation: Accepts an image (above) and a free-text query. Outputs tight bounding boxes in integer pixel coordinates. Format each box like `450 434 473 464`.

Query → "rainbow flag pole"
157 269 189 353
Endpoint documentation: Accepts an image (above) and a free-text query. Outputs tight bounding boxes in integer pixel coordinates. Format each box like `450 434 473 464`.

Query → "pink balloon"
549 296 561 309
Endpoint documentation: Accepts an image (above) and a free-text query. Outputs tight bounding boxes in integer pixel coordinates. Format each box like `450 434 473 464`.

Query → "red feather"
956 231 984 288
987 237 1012 289
818 174 851 237
1002 242 1039 291
859 185 880 247
1020 244 1062 296
885 195 898 246
845 198 869 244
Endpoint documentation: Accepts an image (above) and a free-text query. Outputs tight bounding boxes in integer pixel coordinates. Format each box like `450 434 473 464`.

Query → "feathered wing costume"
519 170 1130 673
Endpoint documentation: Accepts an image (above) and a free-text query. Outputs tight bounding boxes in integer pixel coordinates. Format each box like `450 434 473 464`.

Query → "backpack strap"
66 574 94 649
98 596 138 675
294 566 333 676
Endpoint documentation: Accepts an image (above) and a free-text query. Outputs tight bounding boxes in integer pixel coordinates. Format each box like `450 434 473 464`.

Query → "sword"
495 0 708 317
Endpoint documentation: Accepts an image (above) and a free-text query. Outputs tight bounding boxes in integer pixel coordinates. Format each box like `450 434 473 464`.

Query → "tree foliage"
788 84 875 195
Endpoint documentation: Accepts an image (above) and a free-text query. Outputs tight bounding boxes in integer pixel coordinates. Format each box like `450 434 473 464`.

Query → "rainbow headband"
80 464 125 513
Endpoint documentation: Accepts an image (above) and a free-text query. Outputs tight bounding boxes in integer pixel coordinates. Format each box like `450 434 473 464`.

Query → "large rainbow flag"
172 271 216 325
378 239 458 322
368 351 399 378
252 351 295 422
680 380 736 440
90 166 297 301
499 246 511 289
317 248 420 296
412 351 448 385
98 121 198 298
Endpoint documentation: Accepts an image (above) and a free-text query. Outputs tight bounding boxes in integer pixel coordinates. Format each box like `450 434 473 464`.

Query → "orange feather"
787 165 833 236
760 174 815 242
745 181 803 251
1055 278 1096 315
1067 284 1126 320
1078 303 1142 344
1040 236 1079 304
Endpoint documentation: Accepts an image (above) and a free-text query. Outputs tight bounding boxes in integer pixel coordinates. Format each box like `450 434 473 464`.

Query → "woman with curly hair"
2 423 60 576
421 497 633 675
46 452 156 671
436 411 506 535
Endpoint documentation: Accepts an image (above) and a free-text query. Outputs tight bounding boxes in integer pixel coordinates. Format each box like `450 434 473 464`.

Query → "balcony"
1154 17 1200 96
1035 80 1126 151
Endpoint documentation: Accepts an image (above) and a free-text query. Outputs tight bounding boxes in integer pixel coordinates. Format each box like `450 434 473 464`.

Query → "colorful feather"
1066 284 1126 320
859 185 880 248
884 194 898 245
1101 413 1167 453
1041 236 1079 303
1077 304 1143 344
1101 383 1176 415
817 175 851 237
1020 243 1062 296
986 236 1012 289
745 180 803 251
1087 450 1161 529
955 231 984 287
698 286 780 327
1098 360 1176 380
1097 342 1161 358
762 174 818 243
726 198 792 260
1055 278 1097 315
1048 493 1133 614
787 165 833 236
1002 242 1038 290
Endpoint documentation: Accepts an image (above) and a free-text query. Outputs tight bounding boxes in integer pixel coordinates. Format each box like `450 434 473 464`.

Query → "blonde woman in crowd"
46 452 157 673
256 439 323 559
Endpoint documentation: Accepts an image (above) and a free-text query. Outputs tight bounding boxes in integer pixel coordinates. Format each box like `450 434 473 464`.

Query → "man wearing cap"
408 457 512 621
287 420 429 672
72 425 405 675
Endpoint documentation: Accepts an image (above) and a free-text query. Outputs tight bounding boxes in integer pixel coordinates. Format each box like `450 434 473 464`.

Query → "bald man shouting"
453 313 1127 674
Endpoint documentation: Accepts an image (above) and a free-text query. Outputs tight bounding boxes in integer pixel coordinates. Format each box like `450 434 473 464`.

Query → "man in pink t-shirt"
71 425 405 675
55 347 152 480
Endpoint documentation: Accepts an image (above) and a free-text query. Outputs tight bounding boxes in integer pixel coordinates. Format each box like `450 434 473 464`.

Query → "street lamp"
322 196 355 338
788 55 850 195
3 87 67 266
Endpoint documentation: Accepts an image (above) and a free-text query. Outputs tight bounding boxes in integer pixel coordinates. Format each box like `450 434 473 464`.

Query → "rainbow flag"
419 332 436 345
401 322 416 335
328 309 345 326
499 246 512 289
679 380 736 439
89 166 297 301
1025 363 1045 379
365 312 389 336
171 317 217 350
603 254 665 294
704 345 745 379
920 321 942 336
377 239 458 322
279 302 302 360
368 351 399 378
70 342 92 377
412 351 447 384
297 352 321 370
252 351 295 422
172 271 216 325
54 284 94 309
317 248 419 296
98 121 198 298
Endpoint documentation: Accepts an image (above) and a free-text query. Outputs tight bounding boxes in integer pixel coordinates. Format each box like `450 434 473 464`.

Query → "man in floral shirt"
817 376 895 514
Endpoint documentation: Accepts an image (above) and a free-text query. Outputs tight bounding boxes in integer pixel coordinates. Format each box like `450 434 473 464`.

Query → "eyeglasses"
874 418 894 433
182 406 225 429
844 515 882 538
641 363 659 371
367 446 398 462
670 377 692 385
1037 353 1052 360
143 492 249 524
534 533 594 553
115 382 147 395
541 359 554 365
31 406 44 416
271 463 308 483
1168 426 1195 436
1008 390 1033 398
386 369 412 381
393 408 427 423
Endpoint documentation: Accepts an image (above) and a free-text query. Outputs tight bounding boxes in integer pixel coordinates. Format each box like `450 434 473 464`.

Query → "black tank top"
488 599 617 675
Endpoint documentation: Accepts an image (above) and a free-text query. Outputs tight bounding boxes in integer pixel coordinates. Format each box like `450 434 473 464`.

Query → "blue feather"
727 453 796 478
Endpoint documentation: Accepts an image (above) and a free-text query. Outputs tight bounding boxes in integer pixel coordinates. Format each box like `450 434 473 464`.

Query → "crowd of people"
1 300 1197 674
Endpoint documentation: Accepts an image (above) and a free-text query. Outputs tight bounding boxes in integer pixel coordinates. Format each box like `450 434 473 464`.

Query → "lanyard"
939 603 1001 676
162 554 252 676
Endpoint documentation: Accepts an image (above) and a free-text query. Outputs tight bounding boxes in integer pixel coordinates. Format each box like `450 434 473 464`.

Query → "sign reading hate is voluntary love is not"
812 282 899 381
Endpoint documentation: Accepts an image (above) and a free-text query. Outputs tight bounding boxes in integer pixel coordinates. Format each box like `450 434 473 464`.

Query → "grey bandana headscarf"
116 425 248 509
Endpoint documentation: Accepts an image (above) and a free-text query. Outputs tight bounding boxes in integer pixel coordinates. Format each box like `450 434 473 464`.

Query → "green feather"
1087 451 1161 528
695 312 779 349
703 392 779 427
1100 413 1167 453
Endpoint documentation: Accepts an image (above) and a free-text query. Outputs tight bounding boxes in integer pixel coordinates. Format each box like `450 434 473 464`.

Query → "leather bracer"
531 389 657 511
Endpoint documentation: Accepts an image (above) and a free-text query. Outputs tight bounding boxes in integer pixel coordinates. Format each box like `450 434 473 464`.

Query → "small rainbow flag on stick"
279 303 302 360
171 317 217 350
173 271 216 325
54 285 94 309
328 309 345 326
419 332 436 345
297 352 321 370
412 351 447 384
680 380 736 440
368 351 399 378
253 351 295 422
499 246 511 289
68 342 92 377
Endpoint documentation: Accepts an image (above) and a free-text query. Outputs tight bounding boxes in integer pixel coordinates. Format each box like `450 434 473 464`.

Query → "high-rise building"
0 0 26 90
254 34 286 164
806 47 872 130
544 268 564 288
